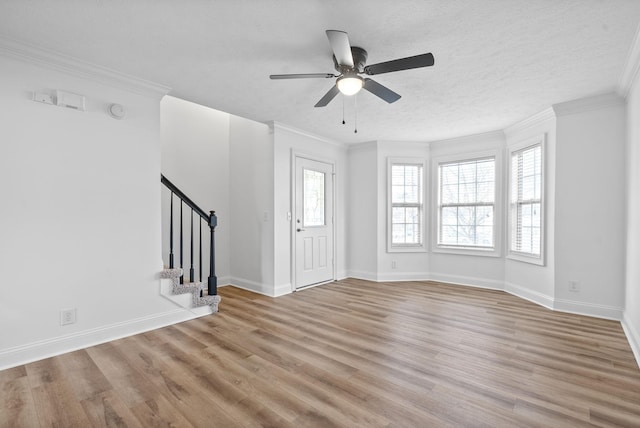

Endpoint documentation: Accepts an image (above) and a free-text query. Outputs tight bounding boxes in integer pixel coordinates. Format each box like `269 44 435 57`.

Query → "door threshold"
295 279 335 292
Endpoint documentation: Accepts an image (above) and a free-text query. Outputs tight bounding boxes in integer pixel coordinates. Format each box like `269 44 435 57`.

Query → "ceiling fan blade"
364 53 434 75
326 30 354 68
270 73 336 79
363 78 401 103
314 85 340 107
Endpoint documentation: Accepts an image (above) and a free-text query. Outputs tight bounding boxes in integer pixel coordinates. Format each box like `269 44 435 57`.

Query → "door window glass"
304 169 325 227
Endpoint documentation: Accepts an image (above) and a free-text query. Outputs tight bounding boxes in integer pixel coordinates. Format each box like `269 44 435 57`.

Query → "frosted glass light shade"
337 75 364 96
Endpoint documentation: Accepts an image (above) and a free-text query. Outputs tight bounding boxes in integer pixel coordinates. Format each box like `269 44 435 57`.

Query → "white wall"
160 96 231 284
0 52 188 369
624 64 640 364
347 142 380 279
229 115 274 295
554 96 626 319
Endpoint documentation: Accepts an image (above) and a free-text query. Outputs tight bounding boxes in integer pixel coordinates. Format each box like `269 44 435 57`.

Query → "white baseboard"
554 298 623 321
0 308 202 371
429 272 504 290
622 313 640 369
504 282 555 310
345 269 379 281
228 276 276 297
217 275 231 286
274 283 293 297
376 271 431 282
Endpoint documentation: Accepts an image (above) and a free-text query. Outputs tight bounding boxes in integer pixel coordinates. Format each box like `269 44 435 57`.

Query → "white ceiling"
2 1 640 144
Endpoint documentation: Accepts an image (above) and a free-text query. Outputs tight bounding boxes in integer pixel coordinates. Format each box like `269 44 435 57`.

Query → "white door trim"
291 150 337 291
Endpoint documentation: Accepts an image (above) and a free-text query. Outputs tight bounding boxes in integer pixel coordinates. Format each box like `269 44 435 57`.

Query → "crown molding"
0 36 171 98
428 129 505 147
619 22 640 99
503 107 555 138
552 92 625 117
347 140 378 153
269 121 346 149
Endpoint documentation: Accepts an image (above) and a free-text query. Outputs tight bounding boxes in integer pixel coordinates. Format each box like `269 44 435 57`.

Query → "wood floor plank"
0 374 39 428
2 278 640 427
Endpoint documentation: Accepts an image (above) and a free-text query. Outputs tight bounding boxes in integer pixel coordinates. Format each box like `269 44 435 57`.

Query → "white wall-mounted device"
55 90 86 111
108 103 126 120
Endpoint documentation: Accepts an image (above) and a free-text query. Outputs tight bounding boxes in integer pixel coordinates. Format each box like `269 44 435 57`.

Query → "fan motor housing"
334 47 368 73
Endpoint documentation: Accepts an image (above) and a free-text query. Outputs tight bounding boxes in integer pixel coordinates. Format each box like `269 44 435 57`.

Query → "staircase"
160 174 221 315
160 268 220 314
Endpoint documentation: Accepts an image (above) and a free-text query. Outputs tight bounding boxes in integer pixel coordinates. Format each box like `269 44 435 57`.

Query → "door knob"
297 228 305 232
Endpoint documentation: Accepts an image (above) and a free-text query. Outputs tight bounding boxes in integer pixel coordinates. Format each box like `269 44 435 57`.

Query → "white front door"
294 156 334 289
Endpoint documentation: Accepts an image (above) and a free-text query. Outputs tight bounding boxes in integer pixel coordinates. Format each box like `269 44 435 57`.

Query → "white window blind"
437 157 495 248
391 163 423 246
510 144 542 256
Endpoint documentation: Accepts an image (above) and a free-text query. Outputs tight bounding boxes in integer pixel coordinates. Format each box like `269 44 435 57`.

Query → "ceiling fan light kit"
336 74 364 95
270 30 434 131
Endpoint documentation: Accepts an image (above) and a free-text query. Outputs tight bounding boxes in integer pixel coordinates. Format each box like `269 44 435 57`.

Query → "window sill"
388 245 427 253
432 245 501 258
507 252 545 266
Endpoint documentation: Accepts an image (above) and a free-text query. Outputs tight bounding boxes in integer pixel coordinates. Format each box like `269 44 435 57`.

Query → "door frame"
291 150 337 291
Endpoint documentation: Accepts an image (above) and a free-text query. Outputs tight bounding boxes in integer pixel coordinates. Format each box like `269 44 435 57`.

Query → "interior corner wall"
347 142 379 280
160 96 230 283
228 115 275 295
0 55 182 370
554 104 626 319
625 73 640 363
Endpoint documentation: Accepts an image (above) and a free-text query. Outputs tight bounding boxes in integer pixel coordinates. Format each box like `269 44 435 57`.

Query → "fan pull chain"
354 94 358 133
342 95 346 125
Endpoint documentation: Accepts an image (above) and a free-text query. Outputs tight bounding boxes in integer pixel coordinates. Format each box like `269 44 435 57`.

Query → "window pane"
441 225 458 245
457 225 475 245
476 226 493 247
477 160 494 182
510 143 543 256
405 207 419 224
392 185 405 203
441 165 458 185
392 224 406 244
303 169 325 227
459 183 477 203
459 162 476 183
441 207 458 225
441 184 458 204
476 206 493 226
476 181 493 203
392 207 405 223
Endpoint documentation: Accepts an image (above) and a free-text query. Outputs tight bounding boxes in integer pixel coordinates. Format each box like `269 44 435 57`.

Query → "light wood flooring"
2 278 640 427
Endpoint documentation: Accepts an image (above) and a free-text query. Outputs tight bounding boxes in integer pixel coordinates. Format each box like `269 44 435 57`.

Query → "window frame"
507 135 545 265
431 150 503 257
387 158 427 253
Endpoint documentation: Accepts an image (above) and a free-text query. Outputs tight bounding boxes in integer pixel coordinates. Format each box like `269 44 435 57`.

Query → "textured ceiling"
2 1 640 144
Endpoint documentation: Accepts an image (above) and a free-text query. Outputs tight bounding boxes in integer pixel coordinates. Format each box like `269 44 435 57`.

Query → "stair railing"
161 174 217 295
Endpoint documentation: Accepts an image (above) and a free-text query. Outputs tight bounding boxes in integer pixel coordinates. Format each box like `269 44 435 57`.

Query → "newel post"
208 210 218 295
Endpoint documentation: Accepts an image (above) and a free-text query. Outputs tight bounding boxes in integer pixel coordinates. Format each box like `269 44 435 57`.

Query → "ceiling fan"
270 30 435 107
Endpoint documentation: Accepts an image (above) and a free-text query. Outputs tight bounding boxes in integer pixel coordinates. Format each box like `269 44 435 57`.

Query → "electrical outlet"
391 260 397 269
60 308 77 326
569 280 580 292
